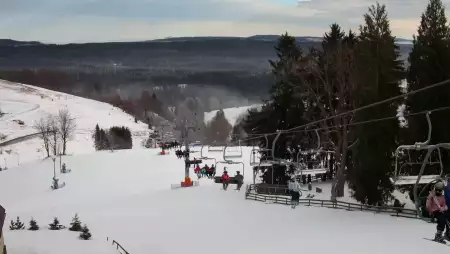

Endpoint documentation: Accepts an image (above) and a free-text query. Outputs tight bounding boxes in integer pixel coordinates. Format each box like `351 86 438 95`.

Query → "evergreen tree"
28 218 39 231
9 217 25 230
79 224 92 240
93 124 101 150
242 33 307 184
348 3 404 205
69 213 83 232
407 0 450 145
49 217 63 230
322 23 346 51
206 109 232 143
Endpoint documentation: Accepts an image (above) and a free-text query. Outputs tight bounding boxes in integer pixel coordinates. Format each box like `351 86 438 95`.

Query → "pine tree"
28 218 39 231
407 0 450 146
349 3 404 205
206 109 232 143
93 124 101 150
14 216 24 230
267 33 306 159
49 217 63 230
79 224 92 240
69 214 82 232
9 220 15 230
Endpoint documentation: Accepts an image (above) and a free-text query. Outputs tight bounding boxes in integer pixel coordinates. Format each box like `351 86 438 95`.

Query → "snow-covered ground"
204 105 262 126
0 80 149 167
0 146 445 254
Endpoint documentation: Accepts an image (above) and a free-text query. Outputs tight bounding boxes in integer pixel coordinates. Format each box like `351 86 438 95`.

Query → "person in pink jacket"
426 181 449 242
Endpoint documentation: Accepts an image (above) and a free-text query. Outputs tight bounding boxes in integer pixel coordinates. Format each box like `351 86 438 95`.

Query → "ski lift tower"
175 118 201 187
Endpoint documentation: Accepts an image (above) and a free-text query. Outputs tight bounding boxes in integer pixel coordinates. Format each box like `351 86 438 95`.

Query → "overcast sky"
1 0 446 44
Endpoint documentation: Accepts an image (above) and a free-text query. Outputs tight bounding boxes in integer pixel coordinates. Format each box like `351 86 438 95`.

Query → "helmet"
435 181 445 190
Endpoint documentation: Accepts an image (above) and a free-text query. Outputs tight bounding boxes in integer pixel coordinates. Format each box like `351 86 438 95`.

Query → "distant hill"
0 35 414 109
0 39 42 47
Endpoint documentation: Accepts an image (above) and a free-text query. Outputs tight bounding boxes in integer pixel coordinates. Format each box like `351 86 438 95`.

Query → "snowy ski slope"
0 80 149 167
0 146 446 254
204 105 262 126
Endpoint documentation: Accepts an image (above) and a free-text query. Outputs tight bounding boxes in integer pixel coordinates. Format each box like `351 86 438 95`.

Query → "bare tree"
57 109 76 155
293 42 360 201
33 116 51 157
47 115 59 156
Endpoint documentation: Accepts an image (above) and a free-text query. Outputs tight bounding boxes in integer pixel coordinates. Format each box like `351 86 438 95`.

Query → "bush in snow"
69 214 83 232
79 224 92 240
48 217 65 230
28 218 39 231
9 217 25 230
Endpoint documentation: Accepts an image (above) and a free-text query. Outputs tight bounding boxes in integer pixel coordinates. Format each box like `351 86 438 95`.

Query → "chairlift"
297 130 333 180
208 142 225 152
270 131 296 166
390 112 450 218
198 144 217 165
223 141 243 159
214 143 245 184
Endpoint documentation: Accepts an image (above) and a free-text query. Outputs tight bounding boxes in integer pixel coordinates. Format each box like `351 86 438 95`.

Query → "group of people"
426 181 450 243
220 169 244 191
194 164 216 179
175 149 190 159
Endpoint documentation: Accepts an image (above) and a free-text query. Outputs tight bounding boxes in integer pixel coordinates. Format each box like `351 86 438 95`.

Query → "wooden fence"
245 184 419 219
108 238 130 254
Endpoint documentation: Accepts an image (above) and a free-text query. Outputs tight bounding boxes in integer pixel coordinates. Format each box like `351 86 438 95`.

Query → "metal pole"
53 158 56 178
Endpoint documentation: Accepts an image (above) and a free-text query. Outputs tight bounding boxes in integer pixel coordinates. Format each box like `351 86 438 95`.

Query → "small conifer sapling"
69 214 82 231
29 218 39 231
79 224 92 240
49 217 64 230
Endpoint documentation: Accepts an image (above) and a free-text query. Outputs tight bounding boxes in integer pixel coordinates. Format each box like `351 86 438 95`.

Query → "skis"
423 238 450 246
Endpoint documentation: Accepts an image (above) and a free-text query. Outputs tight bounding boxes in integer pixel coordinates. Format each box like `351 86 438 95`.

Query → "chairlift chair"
208 142 225 152
390 112 450 218
223 141 243 159
214 142 245 184
197 144 217 165
296 130 333 181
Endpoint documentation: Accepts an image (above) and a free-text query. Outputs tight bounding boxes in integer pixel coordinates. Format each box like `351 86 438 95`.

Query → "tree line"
236 0 450 205
93 124 133 151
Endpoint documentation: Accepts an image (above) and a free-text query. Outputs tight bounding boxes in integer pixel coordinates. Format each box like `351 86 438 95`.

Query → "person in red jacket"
426 181 450 242
221 170 230 190
194 164 201 179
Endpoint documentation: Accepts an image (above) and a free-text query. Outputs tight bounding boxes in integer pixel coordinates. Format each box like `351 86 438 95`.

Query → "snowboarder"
221 170 230 190
288 178 301 209
235 171 244 191
426 181 450 243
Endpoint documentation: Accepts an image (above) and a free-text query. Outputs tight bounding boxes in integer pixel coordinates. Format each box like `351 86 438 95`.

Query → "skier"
206 165 214 179
194 164 202 179
221 170 230 190
201 165 209 178
211 165 216 178
426 181 450 242
288 178 301 209
234 171 244 191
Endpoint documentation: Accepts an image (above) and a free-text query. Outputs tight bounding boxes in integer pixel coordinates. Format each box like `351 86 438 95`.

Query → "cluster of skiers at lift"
194 164 216 179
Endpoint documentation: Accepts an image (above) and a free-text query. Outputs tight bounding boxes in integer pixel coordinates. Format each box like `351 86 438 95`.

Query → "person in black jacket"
235 171 244 191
